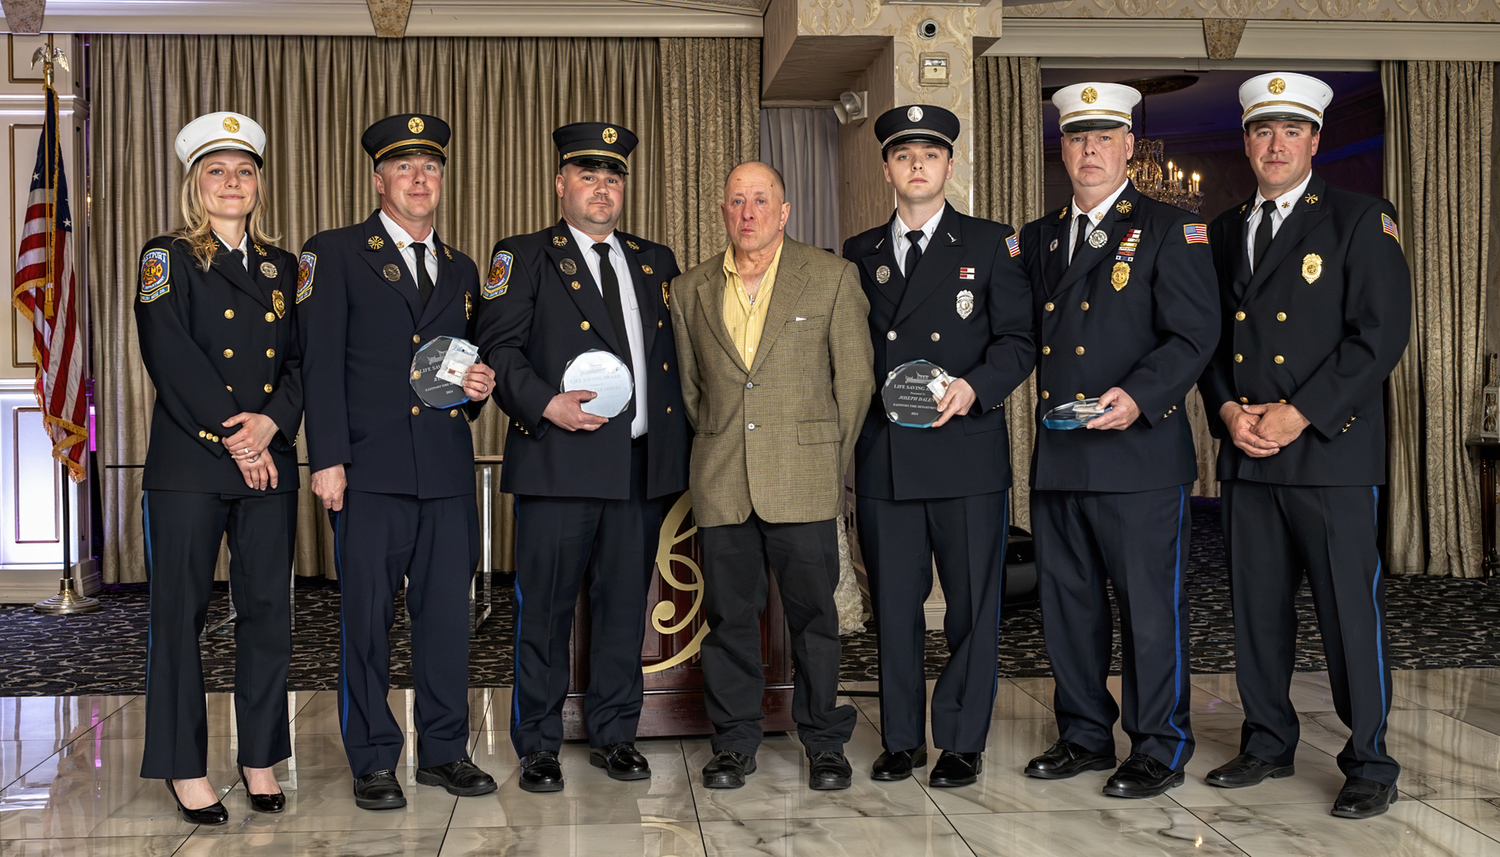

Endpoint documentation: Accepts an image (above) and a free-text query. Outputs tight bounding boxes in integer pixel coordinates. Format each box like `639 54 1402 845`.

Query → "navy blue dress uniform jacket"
474 220 689 501
844 207 1035 500
135 235 302 495
1198 174 1411 486
297 211 483 499
1019 181 1220 492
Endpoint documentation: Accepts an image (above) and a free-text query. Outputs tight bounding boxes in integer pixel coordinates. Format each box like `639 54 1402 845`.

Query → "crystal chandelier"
1127 139 1204 214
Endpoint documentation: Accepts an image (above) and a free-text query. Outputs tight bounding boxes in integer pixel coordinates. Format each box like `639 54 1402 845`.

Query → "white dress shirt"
378 210 440 288
1067 179 1130 264
1244 171 1314 271
891 204 945 277
567 222 649 438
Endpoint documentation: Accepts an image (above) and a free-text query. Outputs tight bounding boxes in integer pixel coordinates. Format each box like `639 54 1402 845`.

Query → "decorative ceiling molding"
366 0 412 37
1 0 46 34
624 0 766 14
1202 18 1245 60
1007 0 1499 24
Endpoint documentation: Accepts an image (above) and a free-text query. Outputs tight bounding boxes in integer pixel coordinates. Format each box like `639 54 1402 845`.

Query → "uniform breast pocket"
785 315 826 333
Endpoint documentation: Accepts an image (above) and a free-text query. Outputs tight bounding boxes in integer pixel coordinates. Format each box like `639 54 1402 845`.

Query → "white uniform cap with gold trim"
174 112 266 168
1239 73 1332 129
1052 82 1141 132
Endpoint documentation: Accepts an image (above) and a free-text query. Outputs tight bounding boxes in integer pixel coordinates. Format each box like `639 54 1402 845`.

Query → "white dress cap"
1052 82 1142 132
1239 73 1333 128
174 112 267 168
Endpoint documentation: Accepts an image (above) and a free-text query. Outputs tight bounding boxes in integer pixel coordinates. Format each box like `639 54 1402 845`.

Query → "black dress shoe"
353 769 407 810
589 743 651 781
808 750 852 790
1103 753 1185 798
518 750 565 793
1331 775 1397 819
702 750 756 789
166 779 228 825
929 751 983 788
416 757 498 797
871 745 928 782
238 765 286 814
1204 753 1295 789
1024 740 1117 780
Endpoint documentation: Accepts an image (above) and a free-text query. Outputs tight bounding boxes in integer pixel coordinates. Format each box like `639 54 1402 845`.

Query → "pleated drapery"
760 107 840 252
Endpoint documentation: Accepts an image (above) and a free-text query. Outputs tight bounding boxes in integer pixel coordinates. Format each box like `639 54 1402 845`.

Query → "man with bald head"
670 160 874 791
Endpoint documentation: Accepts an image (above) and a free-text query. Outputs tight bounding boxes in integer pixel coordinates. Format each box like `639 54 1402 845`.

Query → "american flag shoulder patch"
1005 234 1020 257
1381 213 1400 243
1183 224 1209 244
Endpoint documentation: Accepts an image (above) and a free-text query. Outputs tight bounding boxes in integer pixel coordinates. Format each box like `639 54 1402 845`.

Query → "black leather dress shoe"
1103 753 1185 798
589 743 651 781
518 750 565 793
1024 740 1117 779
238 765 285 814
1204 753 1295 789
416 757 498 797
166 779 228 825
871 746 928 782
808 751 853 790
1331 776 1397 819
352 770 407 811
702 750 756 789
929 751 983 788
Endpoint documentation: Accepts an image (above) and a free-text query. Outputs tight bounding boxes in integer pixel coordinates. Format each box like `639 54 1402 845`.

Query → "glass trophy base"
410 336 476 409
1042 397 1112 430
561 349 634 418
882 359 951 428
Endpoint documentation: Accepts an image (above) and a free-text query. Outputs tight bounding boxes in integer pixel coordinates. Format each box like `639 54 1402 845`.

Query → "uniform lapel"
356 212 423 322
246 244 287 314
859 214 906 309
617 232 657 357
750 239 808 376
1244 173 1328 301
893 206 963 327
211 239 272 310
1228 198 1255 300
1053 183 1139 297
696 253 749 375
415 233 462 329
1041 208 1068 296
546 221 625 355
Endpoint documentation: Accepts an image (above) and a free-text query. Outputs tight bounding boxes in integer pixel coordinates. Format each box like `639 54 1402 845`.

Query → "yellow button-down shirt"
722 241 785 367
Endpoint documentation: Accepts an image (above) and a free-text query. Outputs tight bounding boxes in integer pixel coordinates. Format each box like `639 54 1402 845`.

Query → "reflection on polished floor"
5 670 1500 855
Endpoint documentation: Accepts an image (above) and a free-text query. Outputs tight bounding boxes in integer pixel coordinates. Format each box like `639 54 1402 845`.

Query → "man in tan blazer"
670 160 874 791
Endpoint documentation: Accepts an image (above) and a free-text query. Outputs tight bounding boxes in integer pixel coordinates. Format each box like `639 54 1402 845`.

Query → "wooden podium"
560 493 797 738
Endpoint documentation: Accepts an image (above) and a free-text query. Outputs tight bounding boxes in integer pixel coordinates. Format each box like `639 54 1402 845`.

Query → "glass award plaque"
561 349 634 418
883 360 952 428
410 335 477 409
1042 397 1112 430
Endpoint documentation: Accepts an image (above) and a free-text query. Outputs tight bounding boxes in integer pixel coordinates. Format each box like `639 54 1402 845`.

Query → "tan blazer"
670 237 874 528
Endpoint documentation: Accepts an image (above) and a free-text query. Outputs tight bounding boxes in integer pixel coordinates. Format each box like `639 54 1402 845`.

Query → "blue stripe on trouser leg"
1167 485 1188 769
1370 486 1388 758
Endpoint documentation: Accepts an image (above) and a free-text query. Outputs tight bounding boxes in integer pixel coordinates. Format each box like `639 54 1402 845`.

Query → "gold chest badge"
260 261 278 279
271 289 285 319
1111 262 1130 291
1302 253 1323 284
464 292 473 320
876 265 891 284
383 263 402 282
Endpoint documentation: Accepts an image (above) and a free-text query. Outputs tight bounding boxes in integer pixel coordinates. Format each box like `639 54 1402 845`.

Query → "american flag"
1381 213 1400 243
11 83 86 482
1005 234 1020 258
1183 224 1209 244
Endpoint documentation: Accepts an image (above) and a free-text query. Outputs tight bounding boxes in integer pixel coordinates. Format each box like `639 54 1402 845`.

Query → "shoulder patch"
1183 224 1209 244
1381 213 1400 244
1005 234 1021 258
483 250 513 299
296 252 316 304
138 248 170 303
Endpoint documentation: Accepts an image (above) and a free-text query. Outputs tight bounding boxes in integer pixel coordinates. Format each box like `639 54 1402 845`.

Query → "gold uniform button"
266 348 275 358
411 406 420 416
1276 312 1287 322
209 434 219 442
1234 311 1246 321
931 333 940 342
222 349 233 358
1080 301 1090 311
1274 355 1285 364
265 312 275 322
1234 353 1243 363
224 309 235 319
413 334 421 343
264 384 274 393
1239 397 1249 404
666 406 672 414
1075 346 1085 355
1042 346 1051 355
1041 391 1050 400
663 362 669 371
581 321 591 331
1044 302 1055 312
657 319 663 328
1076 393 1086 401
199 430 207 438
1279 398 1287 403
450 409 459 418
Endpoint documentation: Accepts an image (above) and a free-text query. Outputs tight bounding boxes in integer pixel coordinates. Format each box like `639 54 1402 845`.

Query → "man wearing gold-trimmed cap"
299 113 498 810
473 122 688 793
1017 81 1219 799
1197 72 1410 819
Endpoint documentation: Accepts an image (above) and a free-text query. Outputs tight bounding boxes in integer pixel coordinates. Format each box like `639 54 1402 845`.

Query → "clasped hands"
1220 400 1310 457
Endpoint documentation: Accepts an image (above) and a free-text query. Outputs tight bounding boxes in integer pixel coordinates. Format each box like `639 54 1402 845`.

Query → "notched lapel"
357 213 423 321
860 236 905 309
750 242 809 375
546 221 624 355
415 234 462 328
1245 174 1328 300
696 259 749 375
893 207 964 327
212 243 272 310
618 234 658 355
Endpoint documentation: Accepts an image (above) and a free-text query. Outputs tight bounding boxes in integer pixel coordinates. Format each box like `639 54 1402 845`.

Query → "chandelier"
1121 75 1206 215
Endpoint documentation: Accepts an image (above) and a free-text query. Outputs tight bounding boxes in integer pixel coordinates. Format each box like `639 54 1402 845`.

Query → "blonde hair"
172 154 280 270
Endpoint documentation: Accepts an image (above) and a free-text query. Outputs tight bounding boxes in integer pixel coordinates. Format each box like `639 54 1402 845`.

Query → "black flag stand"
33 458 100 615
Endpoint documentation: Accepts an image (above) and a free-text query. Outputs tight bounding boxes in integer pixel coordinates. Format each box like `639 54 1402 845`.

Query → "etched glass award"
1042 397 1112 430
561 349 634 418
410 335 477 409
883 360 952 428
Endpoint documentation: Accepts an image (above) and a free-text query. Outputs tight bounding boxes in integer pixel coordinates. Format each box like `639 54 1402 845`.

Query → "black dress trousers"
697 514 857 756
1221 480 1398 786
1031 485 1195 771
330 490 479 777
510 444 667 756
140 488 296 779
858 492 1009 754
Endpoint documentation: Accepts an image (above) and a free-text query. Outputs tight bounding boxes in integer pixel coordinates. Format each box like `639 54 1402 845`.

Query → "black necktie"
1071 214 1091 262
593 243 631 356
904 230 924 277
1251 200 1277 273
411 242 434 306
230 248 246 270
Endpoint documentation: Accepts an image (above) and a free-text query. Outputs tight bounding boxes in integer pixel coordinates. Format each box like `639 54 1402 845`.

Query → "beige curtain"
760 108 841 251
660 38 761 272
90 35 664 582
974 56 1044 530
1383 60 1495 577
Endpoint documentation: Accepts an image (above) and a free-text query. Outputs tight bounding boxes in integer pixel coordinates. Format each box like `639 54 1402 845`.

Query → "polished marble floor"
5 669 1500 855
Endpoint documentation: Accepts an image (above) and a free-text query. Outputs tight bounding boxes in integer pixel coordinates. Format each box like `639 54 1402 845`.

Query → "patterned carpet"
3 498 1498 697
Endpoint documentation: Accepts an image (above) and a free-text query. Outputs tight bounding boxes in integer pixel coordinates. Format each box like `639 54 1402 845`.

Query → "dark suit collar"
359 211 424 321
545 219 627 356
208 234 272 309
1244 173 1328 299
1052 181 1141 297
859 213 906 308
892 204 965 327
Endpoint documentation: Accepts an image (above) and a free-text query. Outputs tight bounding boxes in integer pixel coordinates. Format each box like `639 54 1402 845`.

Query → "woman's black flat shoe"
166 779 228 825
239 765 286 813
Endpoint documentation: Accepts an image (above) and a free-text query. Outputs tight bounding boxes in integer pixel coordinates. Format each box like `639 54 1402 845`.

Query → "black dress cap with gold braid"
361 114 451 166
875 104 960 155
554 122 638 175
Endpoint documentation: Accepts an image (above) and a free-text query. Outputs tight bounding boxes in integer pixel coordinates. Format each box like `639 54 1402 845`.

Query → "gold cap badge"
1268 78 1286 95
603 127 618 144
1081 87 1098 104
408 116 425 133
223 116 240 133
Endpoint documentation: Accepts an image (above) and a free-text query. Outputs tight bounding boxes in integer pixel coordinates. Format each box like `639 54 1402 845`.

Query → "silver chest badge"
1087 229 1109 249
956 289 974 320
1049 238 1059 252
876 265 891 284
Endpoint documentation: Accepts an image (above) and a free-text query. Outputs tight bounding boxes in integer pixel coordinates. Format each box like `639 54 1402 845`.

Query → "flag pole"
29 49 97 615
